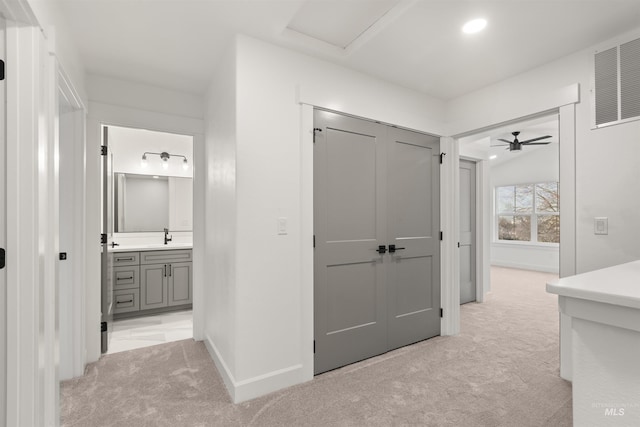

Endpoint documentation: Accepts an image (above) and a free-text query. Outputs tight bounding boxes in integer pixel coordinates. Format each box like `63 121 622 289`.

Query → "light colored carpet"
61 266 571 426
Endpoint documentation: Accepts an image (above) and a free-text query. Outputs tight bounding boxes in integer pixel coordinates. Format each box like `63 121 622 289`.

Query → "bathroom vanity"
110 245 193 318
546 260 640 425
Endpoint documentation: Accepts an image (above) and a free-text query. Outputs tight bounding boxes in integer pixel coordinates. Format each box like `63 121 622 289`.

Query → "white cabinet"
114 249 192 317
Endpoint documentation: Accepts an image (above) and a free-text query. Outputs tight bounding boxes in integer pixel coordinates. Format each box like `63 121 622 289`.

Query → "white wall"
109 125 194 178
204 34 447 402
86 75 205 363
448 26 640 275
204 41 238 397
490 144 560 273
28 0 87 103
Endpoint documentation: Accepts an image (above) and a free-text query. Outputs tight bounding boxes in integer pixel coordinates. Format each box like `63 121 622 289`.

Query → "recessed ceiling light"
489 155 497 160
462 18 487 34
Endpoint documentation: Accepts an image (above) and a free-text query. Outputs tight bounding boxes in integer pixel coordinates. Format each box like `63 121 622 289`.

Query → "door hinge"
313 128 322 143
0 248 5 269
440 231 443 241
101 145 107 156
439 152 446 164
0 60 5 81
100 233 107 244
440 308 443 318
313 340 316 354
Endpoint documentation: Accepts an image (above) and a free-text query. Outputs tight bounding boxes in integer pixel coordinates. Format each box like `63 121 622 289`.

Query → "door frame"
300 104 455 380
2 9 60 425
458 157 484 303
0 14 6 426
451 96 577 380
58 61 87 380
301 85 578 375
84 108 205 364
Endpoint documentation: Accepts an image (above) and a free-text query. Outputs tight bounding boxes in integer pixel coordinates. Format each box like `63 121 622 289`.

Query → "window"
496 182 559 244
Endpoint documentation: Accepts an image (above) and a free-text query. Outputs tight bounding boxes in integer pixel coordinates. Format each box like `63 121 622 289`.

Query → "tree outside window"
496 182 559 244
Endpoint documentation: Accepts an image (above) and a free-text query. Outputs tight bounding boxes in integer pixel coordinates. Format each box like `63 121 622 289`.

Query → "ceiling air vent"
593 35 640 128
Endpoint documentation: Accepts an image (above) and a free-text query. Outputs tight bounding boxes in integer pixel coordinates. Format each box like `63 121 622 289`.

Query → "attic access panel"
287 0 401 49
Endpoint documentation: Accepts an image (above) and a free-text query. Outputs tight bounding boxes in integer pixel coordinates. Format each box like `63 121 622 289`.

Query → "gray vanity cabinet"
140 264 169 310
114 249 192 317
113 252 141 314
168 261 192 306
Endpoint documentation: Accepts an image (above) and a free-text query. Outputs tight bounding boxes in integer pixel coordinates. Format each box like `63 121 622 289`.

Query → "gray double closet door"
314 110 441 375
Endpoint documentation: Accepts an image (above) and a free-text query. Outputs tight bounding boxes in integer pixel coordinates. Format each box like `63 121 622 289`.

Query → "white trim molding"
204 334 306 403
5 20 59 426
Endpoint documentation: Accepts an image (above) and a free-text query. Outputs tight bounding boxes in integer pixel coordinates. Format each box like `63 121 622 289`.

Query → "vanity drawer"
140 249 192 265
113 252 140 266
113 289 140 314
113 266 140 290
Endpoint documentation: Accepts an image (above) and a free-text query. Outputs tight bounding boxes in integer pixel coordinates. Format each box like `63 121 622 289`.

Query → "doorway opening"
458 113 560 305
101 125 194 354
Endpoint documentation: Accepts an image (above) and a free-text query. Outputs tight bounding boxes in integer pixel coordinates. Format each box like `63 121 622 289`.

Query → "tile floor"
107 309 193 354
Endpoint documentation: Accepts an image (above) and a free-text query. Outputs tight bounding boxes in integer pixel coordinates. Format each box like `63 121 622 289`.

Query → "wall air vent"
593 35 640 128
620 37 640 121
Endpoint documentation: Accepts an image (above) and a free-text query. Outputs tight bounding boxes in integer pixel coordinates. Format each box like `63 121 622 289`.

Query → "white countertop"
109 243 192 253
546 260 640 310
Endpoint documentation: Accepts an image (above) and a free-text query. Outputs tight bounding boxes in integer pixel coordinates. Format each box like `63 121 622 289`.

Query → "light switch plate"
594 217 608 235
277 217 288 235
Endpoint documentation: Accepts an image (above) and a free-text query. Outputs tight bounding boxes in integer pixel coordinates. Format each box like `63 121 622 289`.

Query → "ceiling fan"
492 131 553 151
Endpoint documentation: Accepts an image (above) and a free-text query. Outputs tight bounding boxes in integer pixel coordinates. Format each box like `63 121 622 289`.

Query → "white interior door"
101 126 114 353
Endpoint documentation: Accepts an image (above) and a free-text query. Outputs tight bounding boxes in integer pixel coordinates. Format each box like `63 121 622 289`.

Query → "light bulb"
182 158 188 170
162 159 169 170
141 154 148 167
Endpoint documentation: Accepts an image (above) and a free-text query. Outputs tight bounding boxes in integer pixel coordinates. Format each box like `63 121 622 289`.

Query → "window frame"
494 181 559 247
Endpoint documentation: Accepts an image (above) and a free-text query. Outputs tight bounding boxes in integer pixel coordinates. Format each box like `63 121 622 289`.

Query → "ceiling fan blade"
497 138 512 144
520 135 552 144
490 144 509 147
522 141 552 145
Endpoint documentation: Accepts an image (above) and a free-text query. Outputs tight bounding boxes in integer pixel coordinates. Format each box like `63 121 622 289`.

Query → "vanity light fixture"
141 151 189 170
462 18 487 34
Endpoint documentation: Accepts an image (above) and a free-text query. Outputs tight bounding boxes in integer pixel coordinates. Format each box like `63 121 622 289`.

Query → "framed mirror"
114 173 193 232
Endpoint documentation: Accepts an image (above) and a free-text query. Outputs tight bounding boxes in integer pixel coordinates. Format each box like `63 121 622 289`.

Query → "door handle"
168 264 172 277
376 245 387 254
164 264 167 277
388 245 406 253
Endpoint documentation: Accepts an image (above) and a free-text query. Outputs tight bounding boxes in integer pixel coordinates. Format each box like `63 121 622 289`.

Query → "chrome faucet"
164 228 172 245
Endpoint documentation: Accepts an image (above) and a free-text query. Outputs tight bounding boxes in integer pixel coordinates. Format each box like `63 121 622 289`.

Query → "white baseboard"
491 260 559 274
203 334 307 403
